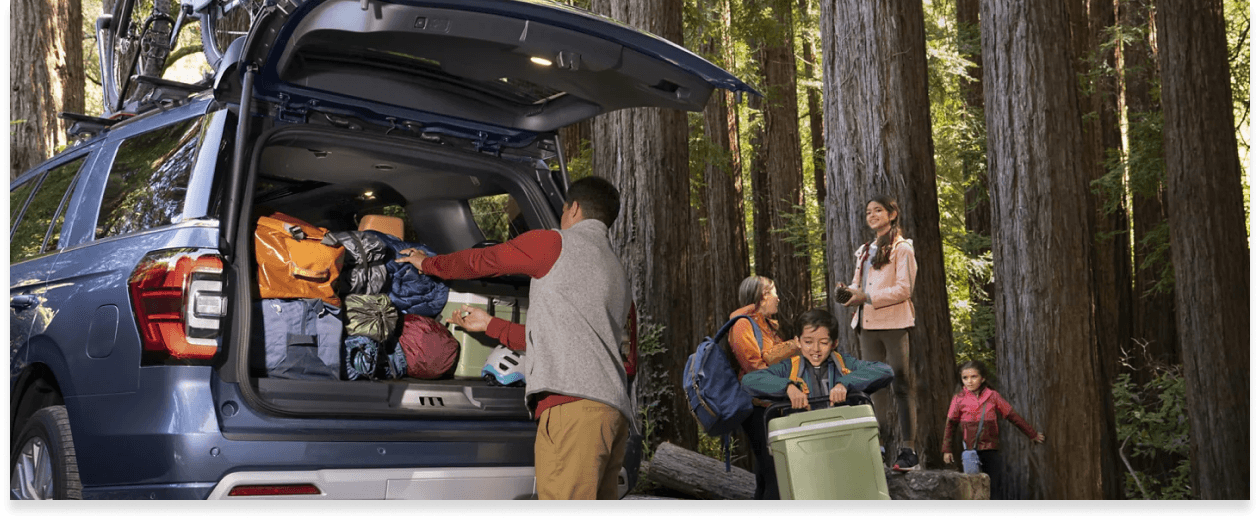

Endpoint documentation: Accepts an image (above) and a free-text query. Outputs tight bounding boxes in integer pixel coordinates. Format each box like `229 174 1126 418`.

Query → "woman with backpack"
837 195 920 470
728 275 800 500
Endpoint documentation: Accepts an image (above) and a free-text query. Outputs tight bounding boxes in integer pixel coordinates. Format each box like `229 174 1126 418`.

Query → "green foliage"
1112 365 1192 499
633 322 669 462
565 138 593 182
922 0 994 364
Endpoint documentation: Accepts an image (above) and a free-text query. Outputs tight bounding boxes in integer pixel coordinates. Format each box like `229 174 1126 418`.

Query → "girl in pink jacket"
942 360 1045 499
838 195 919 470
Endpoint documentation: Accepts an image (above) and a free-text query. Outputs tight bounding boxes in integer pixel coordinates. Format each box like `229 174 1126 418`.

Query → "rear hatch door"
215 0 758 146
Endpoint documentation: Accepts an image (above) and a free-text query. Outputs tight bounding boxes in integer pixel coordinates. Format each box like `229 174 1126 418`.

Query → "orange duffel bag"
255 211 345 306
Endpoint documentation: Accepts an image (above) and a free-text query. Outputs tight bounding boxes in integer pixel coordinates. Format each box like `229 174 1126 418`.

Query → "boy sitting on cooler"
742 308 894 409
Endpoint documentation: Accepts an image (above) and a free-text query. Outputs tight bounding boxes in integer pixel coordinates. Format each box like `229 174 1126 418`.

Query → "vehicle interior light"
530 56 553 67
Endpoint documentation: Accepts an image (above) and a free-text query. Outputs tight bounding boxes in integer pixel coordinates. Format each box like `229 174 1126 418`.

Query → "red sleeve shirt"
421 230 561 351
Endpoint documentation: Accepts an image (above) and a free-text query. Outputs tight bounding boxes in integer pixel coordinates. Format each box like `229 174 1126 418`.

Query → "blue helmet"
482 345 525 387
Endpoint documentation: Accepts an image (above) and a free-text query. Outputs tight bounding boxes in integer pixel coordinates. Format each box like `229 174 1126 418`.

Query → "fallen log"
645 442 755 500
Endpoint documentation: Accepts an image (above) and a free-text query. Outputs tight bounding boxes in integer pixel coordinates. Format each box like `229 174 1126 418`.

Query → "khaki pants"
534 400 629 500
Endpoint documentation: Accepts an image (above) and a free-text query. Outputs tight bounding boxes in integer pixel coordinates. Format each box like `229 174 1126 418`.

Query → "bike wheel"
104 0 176 114
102 0 139 112
200 0 262 68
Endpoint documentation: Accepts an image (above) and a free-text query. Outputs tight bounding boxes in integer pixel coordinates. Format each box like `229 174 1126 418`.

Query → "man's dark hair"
566 176 621 227
797 308 840 342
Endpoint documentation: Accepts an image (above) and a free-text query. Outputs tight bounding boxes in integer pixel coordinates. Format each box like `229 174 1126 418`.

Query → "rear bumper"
206 466 536 499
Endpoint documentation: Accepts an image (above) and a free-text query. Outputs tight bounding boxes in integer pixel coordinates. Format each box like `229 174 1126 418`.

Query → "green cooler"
441 291 528 379
767 403 890 500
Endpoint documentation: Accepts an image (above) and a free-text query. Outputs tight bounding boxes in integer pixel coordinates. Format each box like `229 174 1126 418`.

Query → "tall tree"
798 0 830 296
1068 0 1126 498
699 0 750 331
11 0 85 178
749 0 810 324
819 0 956 467
1070 0 1131 394
1154 0 1249 500
1122 0 1179 378
956 0 994 355
589 0 698 452
980 0 1113 499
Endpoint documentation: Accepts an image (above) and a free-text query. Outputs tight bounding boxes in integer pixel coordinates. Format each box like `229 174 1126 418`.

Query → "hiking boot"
892 448 919 471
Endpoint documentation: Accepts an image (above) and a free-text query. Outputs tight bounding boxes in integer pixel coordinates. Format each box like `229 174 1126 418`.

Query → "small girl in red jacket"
941 360 1045 499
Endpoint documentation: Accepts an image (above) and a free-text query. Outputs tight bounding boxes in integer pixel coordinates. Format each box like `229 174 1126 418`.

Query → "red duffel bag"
398 314 459 379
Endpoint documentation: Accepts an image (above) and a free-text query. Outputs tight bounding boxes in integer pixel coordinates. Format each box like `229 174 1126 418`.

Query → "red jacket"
941 387 1039 453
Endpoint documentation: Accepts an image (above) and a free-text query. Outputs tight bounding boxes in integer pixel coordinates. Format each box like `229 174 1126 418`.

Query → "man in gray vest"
397 176 634 499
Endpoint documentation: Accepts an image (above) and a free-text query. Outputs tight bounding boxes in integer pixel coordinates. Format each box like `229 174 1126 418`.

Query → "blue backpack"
684 315 760 471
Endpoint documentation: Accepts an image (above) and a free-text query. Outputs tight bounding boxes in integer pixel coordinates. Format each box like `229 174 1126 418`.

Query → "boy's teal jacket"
741 351 894 399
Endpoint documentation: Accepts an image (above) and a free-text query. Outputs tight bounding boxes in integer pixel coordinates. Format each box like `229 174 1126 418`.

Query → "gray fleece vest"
524 218 634 424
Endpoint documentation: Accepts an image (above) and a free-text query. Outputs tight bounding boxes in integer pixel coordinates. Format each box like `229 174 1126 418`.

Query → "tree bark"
645 442 755 500
759 0 810 325
979 0 1111 499
819 0 956 468
1154 0 1249 500
11 0 85 179
700 0 750 332
1122 0 1179 379
589 0 698 452
1068 0 1126 499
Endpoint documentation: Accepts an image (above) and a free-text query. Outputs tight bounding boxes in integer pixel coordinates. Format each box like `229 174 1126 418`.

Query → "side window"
10 174 42 224
10 157 87 263
469 193 530 243
96 116 205 239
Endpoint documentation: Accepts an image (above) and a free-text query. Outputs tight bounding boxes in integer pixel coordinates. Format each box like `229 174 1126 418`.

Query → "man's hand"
829 384 848 405
1033 432 1046 444
943 452 954 464
444 304 491 333
394 248 431 273
787 384 809 409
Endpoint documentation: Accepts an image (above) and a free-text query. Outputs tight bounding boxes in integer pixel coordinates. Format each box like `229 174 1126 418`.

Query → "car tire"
11 406 81 499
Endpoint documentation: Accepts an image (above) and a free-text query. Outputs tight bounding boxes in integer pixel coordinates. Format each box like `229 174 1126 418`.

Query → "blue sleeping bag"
364 231 450 317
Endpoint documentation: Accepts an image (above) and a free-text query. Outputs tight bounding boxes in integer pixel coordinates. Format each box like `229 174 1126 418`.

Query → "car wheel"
11 406 81 499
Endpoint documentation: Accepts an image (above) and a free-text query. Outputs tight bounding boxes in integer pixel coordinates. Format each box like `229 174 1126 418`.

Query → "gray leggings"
858 328 914 449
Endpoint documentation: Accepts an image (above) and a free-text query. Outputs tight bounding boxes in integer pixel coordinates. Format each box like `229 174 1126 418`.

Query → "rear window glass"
470 194 530 243
10 157 87 262
96 116 205 239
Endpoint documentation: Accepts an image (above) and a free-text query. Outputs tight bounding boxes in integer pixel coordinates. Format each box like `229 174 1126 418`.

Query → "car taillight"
227 484 321 497
128 249 226 360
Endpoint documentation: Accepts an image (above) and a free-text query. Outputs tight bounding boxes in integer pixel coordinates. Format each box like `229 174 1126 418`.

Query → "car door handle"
10 295 38 310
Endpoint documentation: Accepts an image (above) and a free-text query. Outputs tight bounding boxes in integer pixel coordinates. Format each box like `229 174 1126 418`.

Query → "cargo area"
235 125 563 419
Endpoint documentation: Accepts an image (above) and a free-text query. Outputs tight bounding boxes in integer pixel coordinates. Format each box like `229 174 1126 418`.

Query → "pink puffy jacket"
848 236 917 330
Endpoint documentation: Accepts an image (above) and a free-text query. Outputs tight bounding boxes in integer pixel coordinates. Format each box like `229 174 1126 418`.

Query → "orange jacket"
848 237 917 330
728 311 799 380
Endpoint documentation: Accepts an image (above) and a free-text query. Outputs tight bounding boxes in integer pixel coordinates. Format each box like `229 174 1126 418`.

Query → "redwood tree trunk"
980 0 1111 499
11 0 85 178
589 0 698 452
1123 0 1178 378
1069 0 1126 498
760 0 810 325
1154 0 1249 500
819 0 956 468
701 0 750 331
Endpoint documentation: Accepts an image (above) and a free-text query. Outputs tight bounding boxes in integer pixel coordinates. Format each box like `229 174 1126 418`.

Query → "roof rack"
59 112 120 141
116 75 211 115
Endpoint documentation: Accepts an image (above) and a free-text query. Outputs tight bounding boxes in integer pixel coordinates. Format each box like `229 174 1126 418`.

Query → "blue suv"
10 0 754 499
